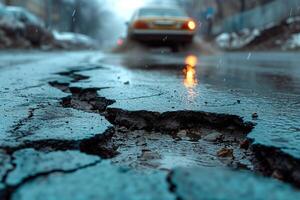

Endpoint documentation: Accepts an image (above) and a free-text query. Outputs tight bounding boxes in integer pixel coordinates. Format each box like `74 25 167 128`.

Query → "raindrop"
218 58 223 67
72 10 76 17
247 53 252 60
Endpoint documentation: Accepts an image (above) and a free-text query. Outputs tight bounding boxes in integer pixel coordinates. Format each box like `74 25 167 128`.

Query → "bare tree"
215 0 224 18
240 0 247 12
4 0 12 5
70 0 81 33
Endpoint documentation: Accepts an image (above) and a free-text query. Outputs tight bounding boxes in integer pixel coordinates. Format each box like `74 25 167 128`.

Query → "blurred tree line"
46 0 106 38
62 0 103 37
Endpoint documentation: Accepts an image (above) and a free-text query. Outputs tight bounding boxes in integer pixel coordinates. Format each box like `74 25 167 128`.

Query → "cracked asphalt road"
0 50 300 199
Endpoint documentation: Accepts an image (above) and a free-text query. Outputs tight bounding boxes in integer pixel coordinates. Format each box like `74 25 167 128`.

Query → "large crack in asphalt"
104 108 253 133
49 79 255 169
48 69 300 188
9 107 38 140
2 159 102 200
61 87 115 113
2 127 118 159
2 66 300 199
167 171 182 200
0 130 117 200
252 144 300 188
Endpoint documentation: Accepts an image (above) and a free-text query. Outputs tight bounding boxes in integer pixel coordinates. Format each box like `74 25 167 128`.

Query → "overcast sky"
100 0 149 19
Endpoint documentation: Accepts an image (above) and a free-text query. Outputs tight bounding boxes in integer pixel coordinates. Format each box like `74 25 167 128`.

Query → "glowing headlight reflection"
185 55 198 67
183 55 198 88
182 55 199 102
183 66 197 88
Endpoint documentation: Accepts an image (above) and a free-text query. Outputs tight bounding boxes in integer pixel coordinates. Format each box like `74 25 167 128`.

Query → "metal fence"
216 0 300 33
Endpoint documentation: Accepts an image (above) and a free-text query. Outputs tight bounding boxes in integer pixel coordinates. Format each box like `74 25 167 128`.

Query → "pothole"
103 108 253 170
46 68 300 188
60 87 115 113
107 126 253 170
49 81 115 113
49 76 254 171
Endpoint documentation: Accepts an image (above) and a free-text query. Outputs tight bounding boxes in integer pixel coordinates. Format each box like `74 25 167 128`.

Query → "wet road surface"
0 50 300 199
92 51 300 158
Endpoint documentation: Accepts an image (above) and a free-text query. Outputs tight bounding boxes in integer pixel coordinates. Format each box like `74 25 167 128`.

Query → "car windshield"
139 8 186 17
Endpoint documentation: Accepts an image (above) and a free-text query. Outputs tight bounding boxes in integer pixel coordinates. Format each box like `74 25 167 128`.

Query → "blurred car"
0 6 52 46
5 6 44 27
127 7 197 51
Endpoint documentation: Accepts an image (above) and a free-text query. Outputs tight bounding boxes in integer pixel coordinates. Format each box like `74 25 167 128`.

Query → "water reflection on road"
100 51 300 160
183 55 198 101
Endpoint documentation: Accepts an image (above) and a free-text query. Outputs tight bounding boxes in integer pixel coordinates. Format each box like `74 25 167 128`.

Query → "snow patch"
53 31 96 48
286 16 300 24
0 4 96 49
284 33 300 50
216 29 260 49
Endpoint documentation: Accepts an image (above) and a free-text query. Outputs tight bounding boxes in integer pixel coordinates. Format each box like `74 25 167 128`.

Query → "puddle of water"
110 128 253 170
183 55 199 102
